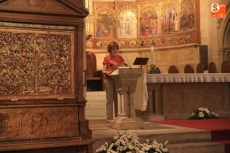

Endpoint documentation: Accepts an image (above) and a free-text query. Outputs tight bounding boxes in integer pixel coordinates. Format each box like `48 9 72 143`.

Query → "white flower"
205 110 210 114
161 147 169 152
126 142 134 150
155 148 162 153
113 135 119 140
96 131 169 153
114 139 120 146
204 108 210 114
212 112 218 117
188 107 219 119
199 112 204 117
198 107 205 111
108 143 114 150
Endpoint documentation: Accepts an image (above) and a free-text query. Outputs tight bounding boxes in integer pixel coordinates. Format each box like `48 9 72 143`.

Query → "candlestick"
150 45 155 65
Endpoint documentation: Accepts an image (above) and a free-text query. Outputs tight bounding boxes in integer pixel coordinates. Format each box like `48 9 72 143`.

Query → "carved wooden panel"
0 106 78 140
0 0 92 152
0 26 75 100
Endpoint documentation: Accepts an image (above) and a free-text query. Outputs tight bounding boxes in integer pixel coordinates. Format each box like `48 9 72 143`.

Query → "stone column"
119 86 129 117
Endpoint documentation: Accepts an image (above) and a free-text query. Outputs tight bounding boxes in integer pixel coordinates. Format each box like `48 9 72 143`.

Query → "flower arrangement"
148 64 160 74
187 107 219 119
96 131 169 153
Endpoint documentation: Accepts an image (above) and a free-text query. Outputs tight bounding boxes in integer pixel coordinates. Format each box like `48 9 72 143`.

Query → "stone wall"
91 44 199 74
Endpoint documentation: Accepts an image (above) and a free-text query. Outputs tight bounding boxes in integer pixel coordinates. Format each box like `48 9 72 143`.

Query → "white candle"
150 45 155 65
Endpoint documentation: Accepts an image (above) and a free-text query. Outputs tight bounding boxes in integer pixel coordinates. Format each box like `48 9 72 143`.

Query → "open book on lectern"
109 58 148 74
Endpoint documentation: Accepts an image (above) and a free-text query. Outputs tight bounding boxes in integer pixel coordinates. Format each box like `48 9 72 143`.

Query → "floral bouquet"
96 131 169 153
186 107 219 119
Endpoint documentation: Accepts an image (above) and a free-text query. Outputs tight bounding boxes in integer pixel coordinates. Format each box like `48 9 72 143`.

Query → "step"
92 132 224 153
168 142 225 153
90 120 225 153
86 91 106 102
85 91 106 119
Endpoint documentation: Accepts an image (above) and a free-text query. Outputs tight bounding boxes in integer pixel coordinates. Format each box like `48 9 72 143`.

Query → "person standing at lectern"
102 41 125 121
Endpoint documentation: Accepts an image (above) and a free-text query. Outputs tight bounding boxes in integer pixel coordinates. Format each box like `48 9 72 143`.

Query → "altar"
145 73 230 120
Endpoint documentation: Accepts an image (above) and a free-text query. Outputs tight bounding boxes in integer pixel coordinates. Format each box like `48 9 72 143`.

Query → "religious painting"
140 7 158 36
161 4 178 34
118 10 137 38
180 0 196 31
95 10 116 38
0 28 75 100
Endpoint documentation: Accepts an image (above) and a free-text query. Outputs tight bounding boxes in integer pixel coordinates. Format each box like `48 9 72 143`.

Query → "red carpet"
152 118 230 153
152 118 230 131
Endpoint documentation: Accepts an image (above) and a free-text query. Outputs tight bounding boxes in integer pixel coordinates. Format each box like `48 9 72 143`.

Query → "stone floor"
86 91 225 153
89 119 225 153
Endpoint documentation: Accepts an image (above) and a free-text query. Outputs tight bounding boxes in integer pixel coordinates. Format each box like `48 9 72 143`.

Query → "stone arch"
220 2 230 48
219 2 230 63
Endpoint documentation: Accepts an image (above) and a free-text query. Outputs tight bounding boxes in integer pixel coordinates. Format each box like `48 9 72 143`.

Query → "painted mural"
86 0 199 48
95 11 116 38
180 0 196 31
140 7 158 36
118 10 137 38
161 4 178 34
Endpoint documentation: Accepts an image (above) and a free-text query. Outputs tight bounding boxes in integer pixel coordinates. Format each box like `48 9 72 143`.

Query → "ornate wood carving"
0 0 92 152
0 106 78 140
0 27 75 100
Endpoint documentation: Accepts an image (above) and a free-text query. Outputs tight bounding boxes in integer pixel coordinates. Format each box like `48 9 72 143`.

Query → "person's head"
107 41 119 54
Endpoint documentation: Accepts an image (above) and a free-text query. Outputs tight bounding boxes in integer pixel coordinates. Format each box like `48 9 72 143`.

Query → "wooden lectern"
108 67 144 129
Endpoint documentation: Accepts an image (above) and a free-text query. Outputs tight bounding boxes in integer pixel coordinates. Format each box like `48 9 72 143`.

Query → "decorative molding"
0 107 78 140
26 0 47 8
93 31 199 49
0 21 74 30
146 73 230 83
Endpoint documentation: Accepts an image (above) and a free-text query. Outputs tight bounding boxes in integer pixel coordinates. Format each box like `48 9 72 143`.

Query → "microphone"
120 51 131 67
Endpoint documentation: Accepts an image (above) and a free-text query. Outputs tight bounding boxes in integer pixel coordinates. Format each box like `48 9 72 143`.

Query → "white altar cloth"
134 74 148 111
134 73 230 112
146 73 230 83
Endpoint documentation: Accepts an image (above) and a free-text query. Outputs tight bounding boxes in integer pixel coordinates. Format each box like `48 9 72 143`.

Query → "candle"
150 45 155 65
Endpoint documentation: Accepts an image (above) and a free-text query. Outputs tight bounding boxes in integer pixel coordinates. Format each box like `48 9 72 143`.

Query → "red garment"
103 54 125 77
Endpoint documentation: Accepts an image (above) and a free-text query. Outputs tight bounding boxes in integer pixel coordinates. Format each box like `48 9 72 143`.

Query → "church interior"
0 0 230 153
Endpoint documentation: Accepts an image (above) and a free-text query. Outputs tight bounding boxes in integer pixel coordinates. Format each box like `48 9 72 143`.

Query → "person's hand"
109 62 118 66
118 63 128 67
